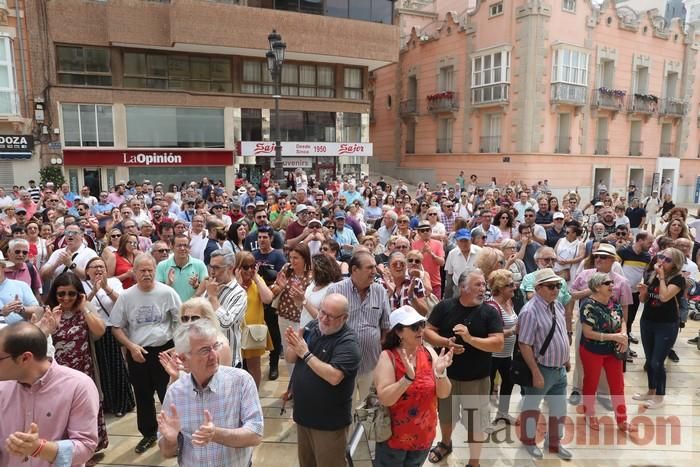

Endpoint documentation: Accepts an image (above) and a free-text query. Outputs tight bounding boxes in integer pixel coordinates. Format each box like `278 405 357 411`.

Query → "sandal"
428 441 452 463
618 421 638 433
587 416 600 431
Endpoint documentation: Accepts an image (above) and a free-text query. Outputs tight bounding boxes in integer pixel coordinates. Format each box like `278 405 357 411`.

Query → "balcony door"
556 113 571 153
595 117 608 155
599 59 614 88
665 71 678 99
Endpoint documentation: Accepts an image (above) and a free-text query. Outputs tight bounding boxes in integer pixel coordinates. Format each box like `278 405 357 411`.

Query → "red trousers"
579 345 627 424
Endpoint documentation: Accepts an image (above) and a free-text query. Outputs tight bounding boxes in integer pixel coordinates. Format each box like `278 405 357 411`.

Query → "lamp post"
266 29 286 185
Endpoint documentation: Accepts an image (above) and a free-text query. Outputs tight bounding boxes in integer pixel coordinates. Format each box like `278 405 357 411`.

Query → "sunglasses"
64 230 81 237
181 315 201 323
657 254 673 264
407 258 422 264
539 258 556 263
542 283 562 290
593 255 612 260
390 262 406 268
156 248 170 254
57 291 78 298
398 321 426 332
602 280 614 286
239 264 255 270
13 250 29 256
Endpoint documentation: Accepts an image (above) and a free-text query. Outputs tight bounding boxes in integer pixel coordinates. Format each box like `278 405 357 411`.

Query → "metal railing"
555 136 571 154
629 140 643 156
627 94 657 114
659 98 686 117
427 92 459 113
471 83 509 105
590 89 625 111
399 99 417 115
659 142 675 157
595 138 609 155
479 136 501 153
436 137 452 153
551 83 587 105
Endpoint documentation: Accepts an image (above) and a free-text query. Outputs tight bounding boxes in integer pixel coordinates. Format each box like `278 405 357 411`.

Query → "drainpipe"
15 0 30 118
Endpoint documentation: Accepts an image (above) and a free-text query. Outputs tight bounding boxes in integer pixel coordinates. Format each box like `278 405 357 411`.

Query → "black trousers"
126 340 173 438
264 303 282 362
627 292 641 335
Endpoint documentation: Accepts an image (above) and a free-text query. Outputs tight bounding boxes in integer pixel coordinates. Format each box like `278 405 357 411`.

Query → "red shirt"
411 238 444 297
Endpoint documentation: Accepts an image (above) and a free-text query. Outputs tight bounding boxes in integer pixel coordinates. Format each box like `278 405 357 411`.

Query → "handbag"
510 312 557 387
240 316 268 351
361 352 396 442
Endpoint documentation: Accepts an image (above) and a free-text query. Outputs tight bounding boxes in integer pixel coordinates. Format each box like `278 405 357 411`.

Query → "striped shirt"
160 367 264 467
326 278 391 374
487 300 518 358
518 294 570 368
204 279 248 367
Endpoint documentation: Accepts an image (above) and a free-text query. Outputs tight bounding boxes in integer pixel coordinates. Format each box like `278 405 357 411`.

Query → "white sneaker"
632 393 653 401
644 399 664 409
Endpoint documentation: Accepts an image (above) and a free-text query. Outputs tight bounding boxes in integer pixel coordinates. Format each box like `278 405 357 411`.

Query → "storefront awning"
0 152 32 160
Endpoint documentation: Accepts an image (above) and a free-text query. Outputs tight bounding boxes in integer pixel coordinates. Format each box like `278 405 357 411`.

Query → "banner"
62 149 233 166
240 141 372 157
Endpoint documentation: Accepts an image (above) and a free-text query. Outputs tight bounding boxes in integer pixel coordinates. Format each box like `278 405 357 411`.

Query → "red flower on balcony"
426 91 455 101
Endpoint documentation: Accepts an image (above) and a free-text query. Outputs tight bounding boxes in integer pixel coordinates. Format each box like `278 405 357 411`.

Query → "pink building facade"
371 0 700 202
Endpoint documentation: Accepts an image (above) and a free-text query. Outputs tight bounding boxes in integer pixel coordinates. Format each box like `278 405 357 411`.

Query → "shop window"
343 113 362 142
126 106 224 148
62 104 114 147
0 38 17 115
344 68 363 100
241 60 334 97
123 52 232 93
57 45 112 87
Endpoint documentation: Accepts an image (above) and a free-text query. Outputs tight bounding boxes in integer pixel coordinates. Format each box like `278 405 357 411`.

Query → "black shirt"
253 249 286 284
292 321 361 430
535 210 553 225
625 207 646 228
243 230 284 252
641 274 685 323
428 299 503 381
545 227 566 248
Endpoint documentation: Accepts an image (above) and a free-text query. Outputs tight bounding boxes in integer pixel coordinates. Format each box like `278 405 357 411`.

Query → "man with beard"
203 219 227 266
243 208 283 252
424 270 504 466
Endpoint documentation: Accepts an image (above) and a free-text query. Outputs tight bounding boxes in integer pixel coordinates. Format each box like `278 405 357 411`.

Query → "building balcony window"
471 83 509 106
659 142 675 157
594 138 609 155
659 98 686 117
427 91 458 113
399 99 417 116
627 94 658 114
551 83 587 106
406 139 415 154
479 136 500 153
436 138 452 153
591 88 626 111
629 140 643 156
555 136 571 154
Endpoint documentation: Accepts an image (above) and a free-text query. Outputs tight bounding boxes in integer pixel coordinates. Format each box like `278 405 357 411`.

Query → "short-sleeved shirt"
520 271 571 305
641 274 686 323
43 245 98 280
411 238 445 293
579 297 622 355
517 294 570 368
292 321 361 430
427 298 503 381
535 210 553 225
571 268 633 307
155 255 208 302
445 246 481 286
618 245 651 287
471 224 502 245
625 207 646 228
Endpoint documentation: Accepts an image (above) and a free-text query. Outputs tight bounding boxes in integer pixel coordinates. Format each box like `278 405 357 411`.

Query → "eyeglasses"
542 283 562 290
239 264 255 271
390 262 406 268
194 341 223 356
155 248 170 254
181 315 201 323
13 250 28 256
64 230 81 237
657 254 673 264
56 291 78 298
319 309 346 321
538 258 556 263
524 214 535 217
407 258 422 264
88 264 106 270
602 280 614 286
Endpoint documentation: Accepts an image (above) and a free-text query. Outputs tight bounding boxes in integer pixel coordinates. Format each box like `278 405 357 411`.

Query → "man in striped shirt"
325 250 390 401
518 268 573 460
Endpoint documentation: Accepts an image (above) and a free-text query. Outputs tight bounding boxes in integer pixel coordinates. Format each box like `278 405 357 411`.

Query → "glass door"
83 168 102 197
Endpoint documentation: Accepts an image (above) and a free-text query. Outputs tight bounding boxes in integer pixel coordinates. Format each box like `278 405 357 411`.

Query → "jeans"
521 365 568 448
640 319 678 396
490 356 515 415
627 292 641 335
374 443 430 467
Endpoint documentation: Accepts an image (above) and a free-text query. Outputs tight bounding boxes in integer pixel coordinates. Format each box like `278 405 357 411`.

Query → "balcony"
659 98 686 118
555 136 572 154
627 94 658 115
479 136 501 153
436 138 453 153
427 91 459 113
551 83 587 106
594 138 609 155
659 142 675 157
471 83 510 106
629 140 643 156
591 88 626 112
399 99 418 117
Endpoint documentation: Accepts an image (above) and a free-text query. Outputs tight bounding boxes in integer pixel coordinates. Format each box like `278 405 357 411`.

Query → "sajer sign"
62 149 233 166
240 142 373 157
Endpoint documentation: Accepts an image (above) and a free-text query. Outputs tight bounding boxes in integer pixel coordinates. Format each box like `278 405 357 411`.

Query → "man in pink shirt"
0 322 99 467
412 220 446 298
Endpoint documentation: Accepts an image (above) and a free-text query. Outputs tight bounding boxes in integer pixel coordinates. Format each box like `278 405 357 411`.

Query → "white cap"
389 305 426 330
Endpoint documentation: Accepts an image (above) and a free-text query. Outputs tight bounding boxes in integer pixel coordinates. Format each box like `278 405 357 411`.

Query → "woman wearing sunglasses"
635 248 686 409
373 306 453 467
108 233 139 289
100 227 122 268
579 272 635 431
45 271 109 453
82 257 134 418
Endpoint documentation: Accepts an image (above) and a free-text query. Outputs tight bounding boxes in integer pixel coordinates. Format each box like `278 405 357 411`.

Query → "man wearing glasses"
4 239 42 301
92 192 115 229
0 252 42 324
150 241 171 265
412 220 445 298
40 225 97 281
111 254 182 455
519 247 572 307
518 268 573 460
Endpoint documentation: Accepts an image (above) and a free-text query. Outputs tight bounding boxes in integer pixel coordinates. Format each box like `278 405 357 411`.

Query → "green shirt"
155 255 208 302
520 270 571 305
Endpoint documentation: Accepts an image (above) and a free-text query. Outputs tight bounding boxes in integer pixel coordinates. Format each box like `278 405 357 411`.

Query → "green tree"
39 166 65 188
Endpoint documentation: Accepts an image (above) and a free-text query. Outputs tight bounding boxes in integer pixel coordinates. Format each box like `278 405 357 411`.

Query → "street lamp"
266 29 286 184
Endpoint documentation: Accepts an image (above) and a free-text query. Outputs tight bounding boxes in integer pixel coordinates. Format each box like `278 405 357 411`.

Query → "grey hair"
588 272 611 293
173 318 219 354
133 253 156 269
8 238 29 250
384 210 398 221
210 249 235 266
534 247 556 260
458 268 484 287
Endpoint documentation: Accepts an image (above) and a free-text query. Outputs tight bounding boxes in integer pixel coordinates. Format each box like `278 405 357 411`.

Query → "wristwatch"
69 263 77 270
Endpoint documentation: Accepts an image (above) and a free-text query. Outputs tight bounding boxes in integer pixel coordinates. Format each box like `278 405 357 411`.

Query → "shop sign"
62 149 233 166
241 142 373 157
270 157 313 168
0 135 33 152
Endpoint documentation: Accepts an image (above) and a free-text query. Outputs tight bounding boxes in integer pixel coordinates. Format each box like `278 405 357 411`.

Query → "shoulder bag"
240 315 268 351
510 312 557 387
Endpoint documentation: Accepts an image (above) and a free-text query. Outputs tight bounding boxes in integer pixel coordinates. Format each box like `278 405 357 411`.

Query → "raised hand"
157 404 181 443
398 348 416 380
158 349 183 381
205 278 219 298
434 347 454 375
192 410 216 446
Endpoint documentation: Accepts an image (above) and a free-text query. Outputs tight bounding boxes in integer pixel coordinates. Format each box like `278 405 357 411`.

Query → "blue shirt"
0 278 37 324
334 226 359 247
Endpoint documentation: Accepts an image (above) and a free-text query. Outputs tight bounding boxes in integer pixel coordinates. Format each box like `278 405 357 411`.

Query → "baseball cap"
534 268 560 286
308 219 322 227
454 228 472 241
553 212 565 220
296 204 308 214
334 211 346 219
389 305 426 330
15 207 27 215
594 202 604 208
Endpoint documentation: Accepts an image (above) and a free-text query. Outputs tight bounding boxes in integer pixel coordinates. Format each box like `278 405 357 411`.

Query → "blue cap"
454 228 472 241
334 211 346 219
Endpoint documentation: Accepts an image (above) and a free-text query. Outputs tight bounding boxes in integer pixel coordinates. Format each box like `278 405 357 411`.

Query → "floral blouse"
580 297 622 355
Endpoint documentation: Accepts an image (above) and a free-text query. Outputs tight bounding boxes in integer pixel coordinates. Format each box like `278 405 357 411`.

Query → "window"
62 104 114 147
0 37 17 115
274 111 336 142
437 118 453 153
241 109 262 141
489 2 503 17
342 113 362 142
241 61 334 97
551 48 588 85
344 68 363 100
562 0 576 12
126 106 224 148
634 66 649 93
471 49 510 104
439 66 454 92
56 45 112 86
123 52 232 92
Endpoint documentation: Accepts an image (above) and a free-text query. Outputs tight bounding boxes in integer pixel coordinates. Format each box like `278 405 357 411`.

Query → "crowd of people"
0 170 698 467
